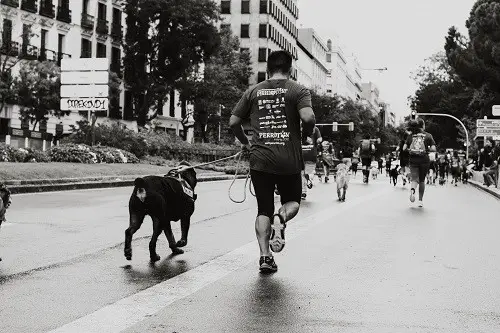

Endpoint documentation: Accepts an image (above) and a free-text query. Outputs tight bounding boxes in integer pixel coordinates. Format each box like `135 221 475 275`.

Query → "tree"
108 71 123 119
13 60 69 130
445 0 500 117
179 25 252 143
123 0 220 128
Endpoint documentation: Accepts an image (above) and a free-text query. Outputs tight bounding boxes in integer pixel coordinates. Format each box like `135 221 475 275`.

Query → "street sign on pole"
493 105 500 116
332 122 338 132
477 119 500 128
60 98 109 111
476 127 500 137
60 85 109 98
61 58 109 72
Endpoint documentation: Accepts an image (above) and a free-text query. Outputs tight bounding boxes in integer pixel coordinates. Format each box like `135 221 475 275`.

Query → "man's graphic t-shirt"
405 131 436 166
232 79 312 175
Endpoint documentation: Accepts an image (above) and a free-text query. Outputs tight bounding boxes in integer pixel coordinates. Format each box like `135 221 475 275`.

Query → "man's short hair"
417 118 425 128
267 51 293 76
363 134 371 140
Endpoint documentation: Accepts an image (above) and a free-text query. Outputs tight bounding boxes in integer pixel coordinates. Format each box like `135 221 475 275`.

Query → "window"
220 23 230 31
258 48 266 62
259 24 267 38
22 24 31 54
81 38 92 58
257 72 266 83
111 46 121 75
240 47 249 54
221 0 230 14
96 42 106 58
241 0 249 14
240 24 249 38
1 19 12 48
97 2 106 20
112 7 122 25
169 90 175 117
260 0 267 13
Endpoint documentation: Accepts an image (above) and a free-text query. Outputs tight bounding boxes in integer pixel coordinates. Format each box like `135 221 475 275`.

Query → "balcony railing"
57 52 71 66
81 13 95 30
96 18 109 34
21 43 39 60
56 5 72 23
0 41 20 57
21 0 37 13
1 0 19 8
111 23 122 42
39 0 55 18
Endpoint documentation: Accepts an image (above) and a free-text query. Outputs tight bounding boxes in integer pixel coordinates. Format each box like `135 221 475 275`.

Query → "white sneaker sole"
270 215 286 253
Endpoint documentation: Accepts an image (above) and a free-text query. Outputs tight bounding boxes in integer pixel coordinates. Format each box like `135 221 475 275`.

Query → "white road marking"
49 186 390 333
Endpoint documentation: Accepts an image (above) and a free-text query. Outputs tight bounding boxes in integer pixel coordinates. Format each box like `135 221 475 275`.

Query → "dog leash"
170 151 255 204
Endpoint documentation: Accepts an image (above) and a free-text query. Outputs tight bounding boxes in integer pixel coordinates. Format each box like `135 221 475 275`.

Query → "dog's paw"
176 239 187 248
150 254 161 262
124 248 132 261
170 247 184 255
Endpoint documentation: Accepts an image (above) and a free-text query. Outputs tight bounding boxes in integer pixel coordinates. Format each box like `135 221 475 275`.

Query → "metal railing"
20 0 37 13
56 5 72 23
39 0 55 18
1 0 19 8
96 18 109 34
81 13 95 29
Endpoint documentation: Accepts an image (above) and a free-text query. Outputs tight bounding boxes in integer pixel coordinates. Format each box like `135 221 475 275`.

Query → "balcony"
56 5 71 23
81 12 95 30
57 52 71 66
96 18 109 34
38 48 57 61
111 23 122 42
1 0 19 8
39 0 55 18
0 41 20 56
21 44 39 60
20 0 37 13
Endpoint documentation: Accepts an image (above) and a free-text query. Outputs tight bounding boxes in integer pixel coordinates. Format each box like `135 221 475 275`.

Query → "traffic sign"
477 119 500 128
60 84 109 98
61 58 109 72
493 105 500 116
476 127 500 137
332 122 338 132
60 98 108 111
61 71 109 85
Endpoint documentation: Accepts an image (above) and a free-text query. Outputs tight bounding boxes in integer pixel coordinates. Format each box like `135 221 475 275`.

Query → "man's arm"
229 115 250 146
299 107 315 138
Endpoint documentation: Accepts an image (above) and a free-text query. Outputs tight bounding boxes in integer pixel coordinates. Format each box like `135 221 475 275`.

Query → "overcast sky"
297 0 477 121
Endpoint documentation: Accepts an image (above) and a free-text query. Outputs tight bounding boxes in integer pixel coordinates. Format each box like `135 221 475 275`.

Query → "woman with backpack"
403 118 436 207
358 135 375 184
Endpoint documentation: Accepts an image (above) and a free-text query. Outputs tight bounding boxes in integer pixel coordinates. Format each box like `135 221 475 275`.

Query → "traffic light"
332 122 338 132
411 111 417 120
348 122 354 131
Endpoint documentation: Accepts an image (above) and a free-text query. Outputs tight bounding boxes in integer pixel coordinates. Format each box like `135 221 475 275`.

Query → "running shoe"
301 193 307 199
409 188 416 203
306 179 313 189
259 256 278 273
270 214 286 253
418 200 423 208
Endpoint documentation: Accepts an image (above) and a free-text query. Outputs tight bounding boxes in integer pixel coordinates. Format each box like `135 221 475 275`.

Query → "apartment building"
296 37 313 89
361 82 381 114
297 28 328 94
218 0 299 84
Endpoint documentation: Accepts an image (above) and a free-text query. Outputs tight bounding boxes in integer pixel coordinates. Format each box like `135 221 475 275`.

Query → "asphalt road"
0 174 499 332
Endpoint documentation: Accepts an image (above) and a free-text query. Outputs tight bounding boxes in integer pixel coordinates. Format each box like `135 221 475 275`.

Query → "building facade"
297 28 327 94
218 0 299 84
295 38 313 89
361 82 381 114
0 0 186 147
326 38 363 101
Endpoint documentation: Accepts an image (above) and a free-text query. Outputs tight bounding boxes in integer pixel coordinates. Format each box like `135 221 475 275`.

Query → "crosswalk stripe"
49 186 389 333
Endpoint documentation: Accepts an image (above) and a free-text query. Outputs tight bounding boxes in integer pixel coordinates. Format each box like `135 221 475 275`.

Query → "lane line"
49 186 390 333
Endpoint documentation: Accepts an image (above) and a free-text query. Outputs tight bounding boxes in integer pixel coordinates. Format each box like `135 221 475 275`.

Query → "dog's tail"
134 178 147 202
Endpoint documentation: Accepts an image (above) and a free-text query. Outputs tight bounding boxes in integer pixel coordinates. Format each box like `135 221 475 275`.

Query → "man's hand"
241 143 251 154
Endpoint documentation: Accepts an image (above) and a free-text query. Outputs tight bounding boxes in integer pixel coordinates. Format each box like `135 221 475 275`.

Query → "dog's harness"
165 170 197 202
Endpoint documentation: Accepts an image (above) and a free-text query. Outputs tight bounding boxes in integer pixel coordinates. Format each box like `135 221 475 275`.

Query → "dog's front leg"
176 217 190 248
149 217 163 262
163 221 184 255
124 213 145 260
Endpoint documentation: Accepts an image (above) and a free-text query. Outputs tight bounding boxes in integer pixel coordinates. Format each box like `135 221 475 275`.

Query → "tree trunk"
32 120 39 131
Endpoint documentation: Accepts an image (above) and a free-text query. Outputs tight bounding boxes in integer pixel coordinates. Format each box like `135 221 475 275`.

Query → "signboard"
61 58 109 72
61 84 108 98
477 119 500 128
476 127 500 137
61 71 109 85
493 105 500 116
60 98 109 111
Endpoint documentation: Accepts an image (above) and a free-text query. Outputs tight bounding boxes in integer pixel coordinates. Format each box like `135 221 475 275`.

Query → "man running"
229 50 315 273
403 118 436 207
319 138 334 182
398 139 410 186
352 153 360 177
301 126 322 199
358 135 375 184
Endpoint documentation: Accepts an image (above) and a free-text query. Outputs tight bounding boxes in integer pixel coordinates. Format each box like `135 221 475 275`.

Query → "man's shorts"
250 170 302 218
303 161 316 175
409 163 430 183
361 157 371 169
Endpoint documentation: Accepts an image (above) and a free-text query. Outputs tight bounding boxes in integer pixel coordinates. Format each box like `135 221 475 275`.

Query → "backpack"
408 134 427 156
360 140 372 156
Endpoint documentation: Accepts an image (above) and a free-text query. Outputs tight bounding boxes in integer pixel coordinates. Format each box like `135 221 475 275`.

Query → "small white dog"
370 166 379 180
336 158 351 202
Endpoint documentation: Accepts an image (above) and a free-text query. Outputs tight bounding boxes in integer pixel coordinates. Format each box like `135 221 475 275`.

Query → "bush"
49 144 98 163
0 144 51 162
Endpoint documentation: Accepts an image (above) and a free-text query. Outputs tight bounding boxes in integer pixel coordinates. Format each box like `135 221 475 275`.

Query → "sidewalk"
469 171 500 200
7 169 247 194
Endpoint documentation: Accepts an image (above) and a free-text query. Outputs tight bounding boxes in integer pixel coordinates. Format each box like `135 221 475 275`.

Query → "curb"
9 174 248 194
469 180 500 200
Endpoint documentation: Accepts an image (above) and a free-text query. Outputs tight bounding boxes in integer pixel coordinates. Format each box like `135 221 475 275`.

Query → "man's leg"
409 165 418 203
301 170 307 197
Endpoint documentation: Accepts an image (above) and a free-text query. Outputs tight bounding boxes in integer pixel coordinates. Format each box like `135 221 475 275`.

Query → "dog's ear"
134 178 147 189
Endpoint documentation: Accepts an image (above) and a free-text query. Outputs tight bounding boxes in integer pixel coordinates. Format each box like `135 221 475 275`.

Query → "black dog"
124 162 197 262
389 165 400 186
0 184 12 262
